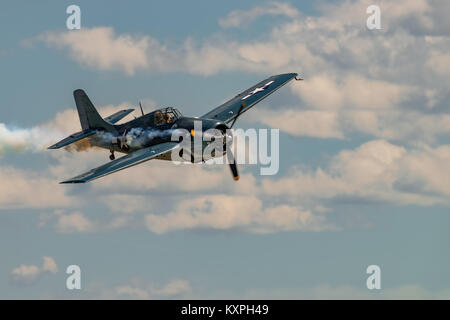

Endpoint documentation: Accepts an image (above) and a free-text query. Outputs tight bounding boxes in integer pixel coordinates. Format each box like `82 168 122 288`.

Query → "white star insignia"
241 80 274 100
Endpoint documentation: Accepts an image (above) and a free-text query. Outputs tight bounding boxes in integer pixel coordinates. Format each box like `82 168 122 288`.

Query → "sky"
0 0 450 299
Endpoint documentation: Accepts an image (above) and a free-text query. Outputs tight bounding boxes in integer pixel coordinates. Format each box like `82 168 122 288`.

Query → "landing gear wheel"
109 151 115 161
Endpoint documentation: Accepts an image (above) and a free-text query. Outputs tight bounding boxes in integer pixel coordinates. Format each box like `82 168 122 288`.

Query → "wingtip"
60 180 85 184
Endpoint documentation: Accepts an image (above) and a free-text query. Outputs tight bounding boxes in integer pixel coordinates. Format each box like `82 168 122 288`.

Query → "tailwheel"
109 150 115 161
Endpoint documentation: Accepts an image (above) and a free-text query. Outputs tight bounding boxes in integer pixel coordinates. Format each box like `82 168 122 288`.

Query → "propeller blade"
230 102 246 129
227 149 239 181
139 101 144 116
120 129 128 149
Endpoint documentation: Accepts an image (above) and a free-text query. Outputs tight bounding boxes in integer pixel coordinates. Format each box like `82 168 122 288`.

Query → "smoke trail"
0 123 67 155
0 104 146 155
0 121 178 155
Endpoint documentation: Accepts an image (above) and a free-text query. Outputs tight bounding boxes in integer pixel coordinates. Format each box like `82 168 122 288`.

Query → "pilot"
154 111 163 125
165 113 173 123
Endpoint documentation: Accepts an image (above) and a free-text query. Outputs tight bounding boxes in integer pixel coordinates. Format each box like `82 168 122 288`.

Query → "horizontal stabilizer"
104 109 134 124
48 130 96 149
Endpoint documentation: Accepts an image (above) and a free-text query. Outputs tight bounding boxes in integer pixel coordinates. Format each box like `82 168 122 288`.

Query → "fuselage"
89 107 229 161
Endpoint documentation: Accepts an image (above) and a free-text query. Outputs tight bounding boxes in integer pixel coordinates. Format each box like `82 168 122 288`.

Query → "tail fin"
74 89 116 132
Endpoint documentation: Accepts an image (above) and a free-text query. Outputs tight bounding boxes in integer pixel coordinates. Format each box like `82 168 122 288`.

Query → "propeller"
118 129 129 150
225 102 247 180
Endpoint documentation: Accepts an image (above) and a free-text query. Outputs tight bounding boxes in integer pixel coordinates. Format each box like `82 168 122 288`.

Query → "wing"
104 109 134 124
201 73 298 124
60 142 179 183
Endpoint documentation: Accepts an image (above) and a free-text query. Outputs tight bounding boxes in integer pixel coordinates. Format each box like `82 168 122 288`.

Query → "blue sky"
1 0 450 299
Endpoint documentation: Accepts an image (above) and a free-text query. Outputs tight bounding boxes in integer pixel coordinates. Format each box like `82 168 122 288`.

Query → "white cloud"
29 0 448 143
32 0 450 83
221 284 450 300
0 103 143 210
250 106 450 143
145 194 334 234
114 279 192 299
253 108 344 139
291 74 412 110
39 27 149 76
55 211 94 234
218 2 299 28
42 256 58 274
86 278 450 300
0 166 74 209
151 279 192 296
427 50 450 76
10 265 40 284
39 209 132 234
115 286 150 300
262 140 450 206
13 0 450 236
10 257 58 285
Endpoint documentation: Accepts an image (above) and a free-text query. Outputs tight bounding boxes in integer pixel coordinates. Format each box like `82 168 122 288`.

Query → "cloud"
113 279 192 299
114 286 151 300
262 140 450 206
0 103 143 210
220 284 450 300
10 265 40 285
0 166 74 209
251 106 450 143
55 211 94 233
151 279 192 296
145 194 334 234
427 50 450 76
291 74 412 110
39 209 132 234
32 1 450 80
218 2 299 28
252 108 344 139
39 27 149 75
30 0 450 144
13 0 450 235
10 257 58 285
29 0 450 89
42 256 58 274
76 277 450 300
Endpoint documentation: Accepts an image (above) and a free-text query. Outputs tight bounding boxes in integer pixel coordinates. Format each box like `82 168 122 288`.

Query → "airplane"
49 73 302 183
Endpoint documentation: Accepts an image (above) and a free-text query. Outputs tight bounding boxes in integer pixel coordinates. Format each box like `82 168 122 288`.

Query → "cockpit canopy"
152 107 182 125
